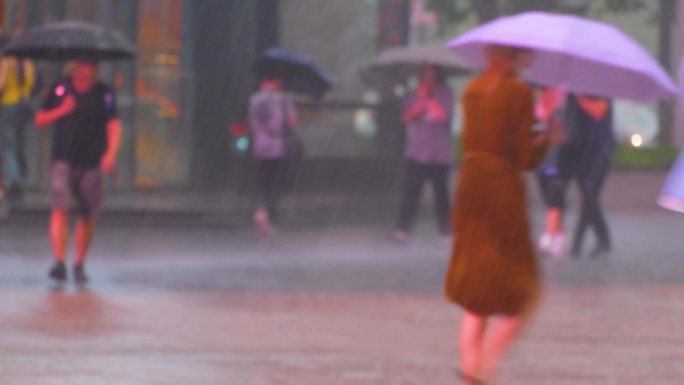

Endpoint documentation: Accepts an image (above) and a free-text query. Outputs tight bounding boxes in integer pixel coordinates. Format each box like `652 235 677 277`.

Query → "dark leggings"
396 160 451 234
572 157 611 250
257 158 289 220
536 169 569 210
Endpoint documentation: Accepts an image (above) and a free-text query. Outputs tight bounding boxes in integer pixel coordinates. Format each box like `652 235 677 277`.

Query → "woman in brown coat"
444 45 551 384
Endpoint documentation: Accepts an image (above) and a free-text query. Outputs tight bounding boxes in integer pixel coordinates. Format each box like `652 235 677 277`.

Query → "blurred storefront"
1 0 278 190
0 0 678 195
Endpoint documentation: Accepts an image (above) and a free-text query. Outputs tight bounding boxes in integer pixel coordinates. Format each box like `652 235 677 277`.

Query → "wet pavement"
2 171 684 384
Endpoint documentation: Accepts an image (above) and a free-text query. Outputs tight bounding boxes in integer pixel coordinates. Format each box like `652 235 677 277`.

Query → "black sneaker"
73 264 89 284
49 262 67 281
590 244 611 258
7 183 23 202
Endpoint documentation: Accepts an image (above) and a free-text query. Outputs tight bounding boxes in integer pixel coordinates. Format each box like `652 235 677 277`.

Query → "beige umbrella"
371 45 473 76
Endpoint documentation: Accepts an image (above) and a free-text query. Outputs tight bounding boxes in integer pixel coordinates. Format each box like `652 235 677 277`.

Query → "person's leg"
1 116 21 191
48 162 71 280
71 168 103 281
459 312 487 384
479 293 541 383
50 209 69 263
395 160 427 237
254 159 276 236
14 107 28 181
257 160 274 207
429 164 451 236
74 218 94 266
536 170 555 251
546 174 570 257
570 192 590 256
267 158 289 222
570 166 596 257
581 158 611 255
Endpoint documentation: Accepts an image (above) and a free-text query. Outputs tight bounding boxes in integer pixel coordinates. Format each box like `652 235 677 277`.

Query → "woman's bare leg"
547 207 563 234
547 208 566 257
459 311 487 384
479 294 541 382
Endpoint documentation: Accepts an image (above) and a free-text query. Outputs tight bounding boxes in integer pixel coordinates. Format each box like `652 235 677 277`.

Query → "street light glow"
631 134 643 148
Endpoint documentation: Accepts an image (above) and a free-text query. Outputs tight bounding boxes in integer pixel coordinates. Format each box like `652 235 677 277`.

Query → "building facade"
0 0 678 195
2 0 278 190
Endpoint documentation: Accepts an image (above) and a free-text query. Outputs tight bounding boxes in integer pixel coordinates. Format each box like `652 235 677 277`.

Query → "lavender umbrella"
447 12 677 102
658 62 684 214
657 149 684 213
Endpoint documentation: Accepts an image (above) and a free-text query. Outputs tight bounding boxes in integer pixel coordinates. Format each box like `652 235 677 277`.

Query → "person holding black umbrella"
35 60 122 283
249 74 299 238
249 48 332 238
3 21 134 282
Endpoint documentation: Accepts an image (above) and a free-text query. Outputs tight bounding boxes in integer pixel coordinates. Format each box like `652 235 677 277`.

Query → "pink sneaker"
390 229 409 243
253 209 273 238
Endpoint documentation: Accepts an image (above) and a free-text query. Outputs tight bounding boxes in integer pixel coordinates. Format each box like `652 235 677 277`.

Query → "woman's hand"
402 99 428 124
546 119 566 145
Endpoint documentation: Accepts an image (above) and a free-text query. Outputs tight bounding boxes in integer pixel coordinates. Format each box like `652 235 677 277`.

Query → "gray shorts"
51 161 103 220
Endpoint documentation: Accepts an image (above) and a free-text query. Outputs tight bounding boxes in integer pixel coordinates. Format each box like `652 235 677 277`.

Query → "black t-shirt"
42 79 118 169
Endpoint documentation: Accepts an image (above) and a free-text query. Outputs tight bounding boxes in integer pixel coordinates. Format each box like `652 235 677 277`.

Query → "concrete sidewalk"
2 204 684 384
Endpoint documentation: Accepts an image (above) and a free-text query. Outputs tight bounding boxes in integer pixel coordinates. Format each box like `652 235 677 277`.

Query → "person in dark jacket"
561 94 615 258
35 60 122 283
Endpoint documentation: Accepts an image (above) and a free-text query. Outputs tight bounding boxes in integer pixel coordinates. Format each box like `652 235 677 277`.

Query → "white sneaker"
538 233 553 252
549 234 566 259
439 234 453 247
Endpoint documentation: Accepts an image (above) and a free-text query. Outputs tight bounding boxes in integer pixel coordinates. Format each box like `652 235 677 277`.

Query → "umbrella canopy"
447 12 677 102
658 150 684 213
2 21 136 61
371 45 473 76
253 47 334 98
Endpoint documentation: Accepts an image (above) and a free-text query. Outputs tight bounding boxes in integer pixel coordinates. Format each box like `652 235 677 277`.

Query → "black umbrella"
2 21 136 61
253 47 334 98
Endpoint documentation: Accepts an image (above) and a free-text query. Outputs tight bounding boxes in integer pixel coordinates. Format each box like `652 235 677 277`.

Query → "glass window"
135 0 191 188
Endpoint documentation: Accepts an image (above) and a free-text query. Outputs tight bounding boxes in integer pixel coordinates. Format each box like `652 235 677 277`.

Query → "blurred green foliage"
425 0 650 27
452 136 679 169
612 143 679 169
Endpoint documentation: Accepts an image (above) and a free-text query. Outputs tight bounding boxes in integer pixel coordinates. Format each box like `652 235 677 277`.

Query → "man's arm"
35 94 75 128
100 118 122 174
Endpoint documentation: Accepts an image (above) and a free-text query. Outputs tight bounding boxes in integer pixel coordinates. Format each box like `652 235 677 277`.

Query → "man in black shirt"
35 61 122 283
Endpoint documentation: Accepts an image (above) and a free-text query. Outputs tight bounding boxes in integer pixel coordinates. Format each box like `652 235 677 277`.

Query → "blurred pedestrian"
564 94 615 258
248 75 299 238
391 65 454 245
535 86 570 258
444 45 551 385
0 55 35 211
35 60 122 283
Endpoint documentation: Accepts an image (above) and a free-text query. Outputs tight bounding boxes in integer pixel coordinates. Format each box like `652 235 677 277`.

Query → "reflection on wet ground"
0 204 683 383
